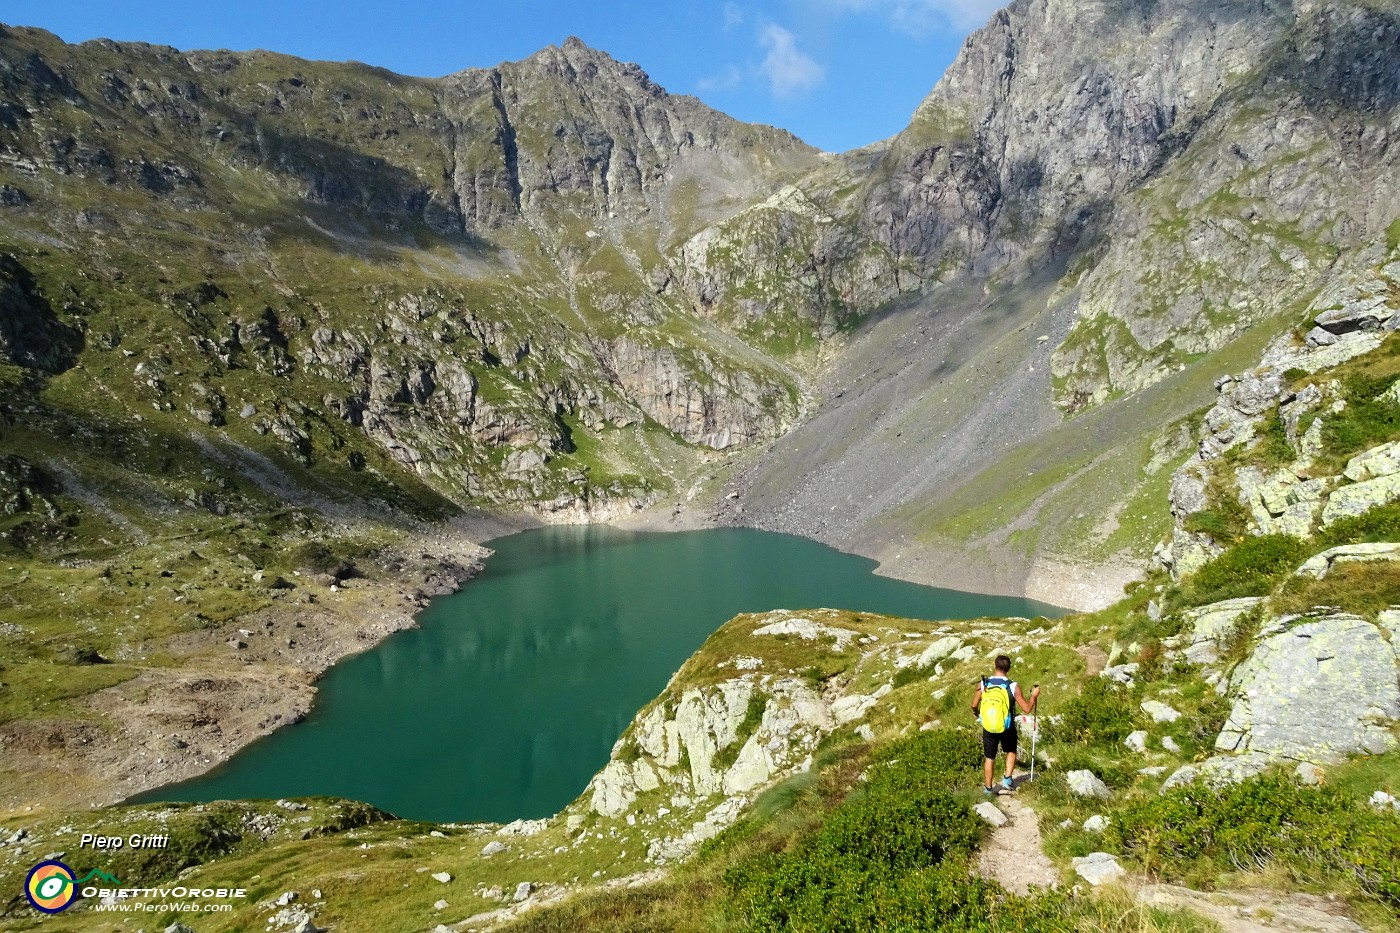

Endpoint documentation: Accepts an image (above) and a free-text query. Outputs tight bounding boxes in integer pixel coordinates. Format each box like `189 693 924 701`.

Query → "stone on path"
974 801 1007 827
1072 852 1126 886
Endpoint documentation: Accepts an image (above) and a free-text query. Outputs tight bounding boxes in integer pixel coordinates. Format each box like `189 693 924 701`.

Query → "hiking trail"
973 795 1058 895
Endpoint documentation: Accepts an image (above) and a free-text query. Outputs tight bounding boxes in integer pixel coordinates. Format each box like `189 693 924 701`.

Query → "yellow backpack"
980 676 1014 733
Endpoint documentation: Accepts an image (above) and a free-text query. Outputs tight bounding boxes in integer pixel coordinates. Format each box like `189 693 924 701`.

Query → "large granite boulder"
1322 473 1400 525
1214 614 1400 762
1295 543 1400 580
1168 598 1263 665
1161 752 1275 791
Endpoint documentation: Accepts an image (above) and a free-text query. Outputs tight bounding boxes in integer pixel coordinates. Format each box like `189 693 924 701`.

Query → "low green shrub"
1184 534 1310 604
724 729 1003 932
1317 501 1400 549
1048 677 1135 747
866 727 984 786
891 662 936 689
1113 776 1400 908
724 788 983 932
1322 372 1400 461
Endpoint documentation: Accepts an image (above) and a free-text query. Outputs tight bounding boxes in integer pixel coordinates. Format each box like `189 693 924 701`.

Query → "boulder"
751 616 858 649
1215 614 1399 761
1101 663 1138 685
481 840 508 857
1305 326 1338 347
903 635 962 669
431 872 452 883
974 802 1007 827
1237 467 1328 538
1344 442 1400 483
1370 791 1400 812
1072 852 1126 886
1161 752 1275 791
1184 598 1263 644
1379 609 1400 646
513 882 534 902
1082 815 1110 833
1314 297 1392 335
1296 762 1323 785
1141 700 1181 723
1322 473 1400 525
1067 770 1111 799
1295 543 1400 580
1125 730 1148 754
1161 736 1181 754
434 899 449 910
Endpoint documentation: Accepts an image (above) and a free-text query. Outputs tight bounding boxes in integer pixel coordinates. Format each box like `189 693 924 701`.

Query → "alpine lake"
132 526 1064 822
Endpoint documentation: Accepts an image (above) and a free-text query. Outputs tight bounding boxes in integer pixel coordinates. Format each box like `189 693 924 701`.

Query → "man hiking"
971 654 1040 794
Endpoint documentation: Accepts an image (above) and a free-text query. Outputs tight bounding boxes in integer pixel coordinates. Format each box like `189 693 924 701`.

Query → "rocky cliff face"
0 0 1396 600
0 26 816 528
574 608 1023 864
1160 243 1400 577
706 0 1399 606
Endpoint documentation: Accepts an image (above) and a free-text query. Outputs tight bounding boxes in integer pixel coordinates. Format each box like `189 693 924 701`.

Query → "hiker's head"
994 654 1011 674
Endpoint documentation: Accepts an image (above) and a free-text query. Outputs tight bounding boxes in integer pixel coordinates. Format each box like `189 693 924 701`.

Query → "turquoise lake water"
133 526 1063 822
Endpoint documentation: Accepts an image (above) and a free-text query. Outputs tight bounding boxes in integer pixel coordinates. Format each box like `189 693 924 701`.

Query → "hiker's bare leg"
1005 751 1017 780
984 756 994 787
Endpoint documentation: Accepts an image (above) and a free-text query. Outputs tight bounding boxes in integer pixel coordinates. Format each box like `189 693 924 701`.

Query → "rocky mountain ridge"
718 0 1399 604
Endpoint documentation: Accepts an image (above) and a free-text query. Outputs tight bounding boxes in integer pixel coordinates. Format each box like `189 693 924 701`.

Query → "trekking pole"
1029 684 1040 783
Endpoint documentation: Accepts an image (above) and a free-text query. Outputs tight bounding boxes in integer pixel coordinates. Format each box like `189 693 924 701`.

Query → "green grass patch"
1271 561 1400 619
1178 535 1310 606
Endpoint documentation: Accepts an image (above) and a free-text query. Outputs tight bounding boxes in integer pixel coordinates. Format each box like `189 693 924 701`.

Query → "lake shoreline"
7 496 1073 819
126 525 1063 822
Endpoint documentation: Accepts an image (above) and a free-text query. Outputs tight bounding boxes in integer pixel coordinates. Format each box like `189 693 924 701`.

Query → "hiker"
971 654 1039 794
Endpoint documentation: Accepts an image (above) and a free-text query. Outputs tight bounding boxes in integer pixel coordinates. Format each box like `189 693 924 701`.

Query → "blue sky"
0 0 1003 151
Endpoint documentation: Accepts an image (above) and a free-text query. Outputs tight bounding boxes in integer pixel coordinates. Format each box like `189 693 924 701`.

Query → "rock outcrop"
574 609 1018 864
1160 253 1400 580
1214 614 1399 762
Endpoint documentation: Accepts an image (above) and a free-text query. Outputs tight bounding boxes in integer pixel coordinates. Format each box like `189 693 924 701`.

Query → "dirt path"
1075 643 1108 676
974 795 1059 895
1137 885 1364 933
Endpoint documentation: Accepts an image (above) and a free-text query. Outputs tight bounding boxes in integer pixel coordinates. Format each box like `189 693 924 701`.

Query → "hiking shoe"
1001 776 1014 791
982 785 994 796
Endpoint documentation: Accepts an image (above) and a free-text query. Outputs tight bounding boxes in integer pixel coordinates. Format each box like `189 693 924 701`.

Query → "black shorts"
982 726 1018 759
